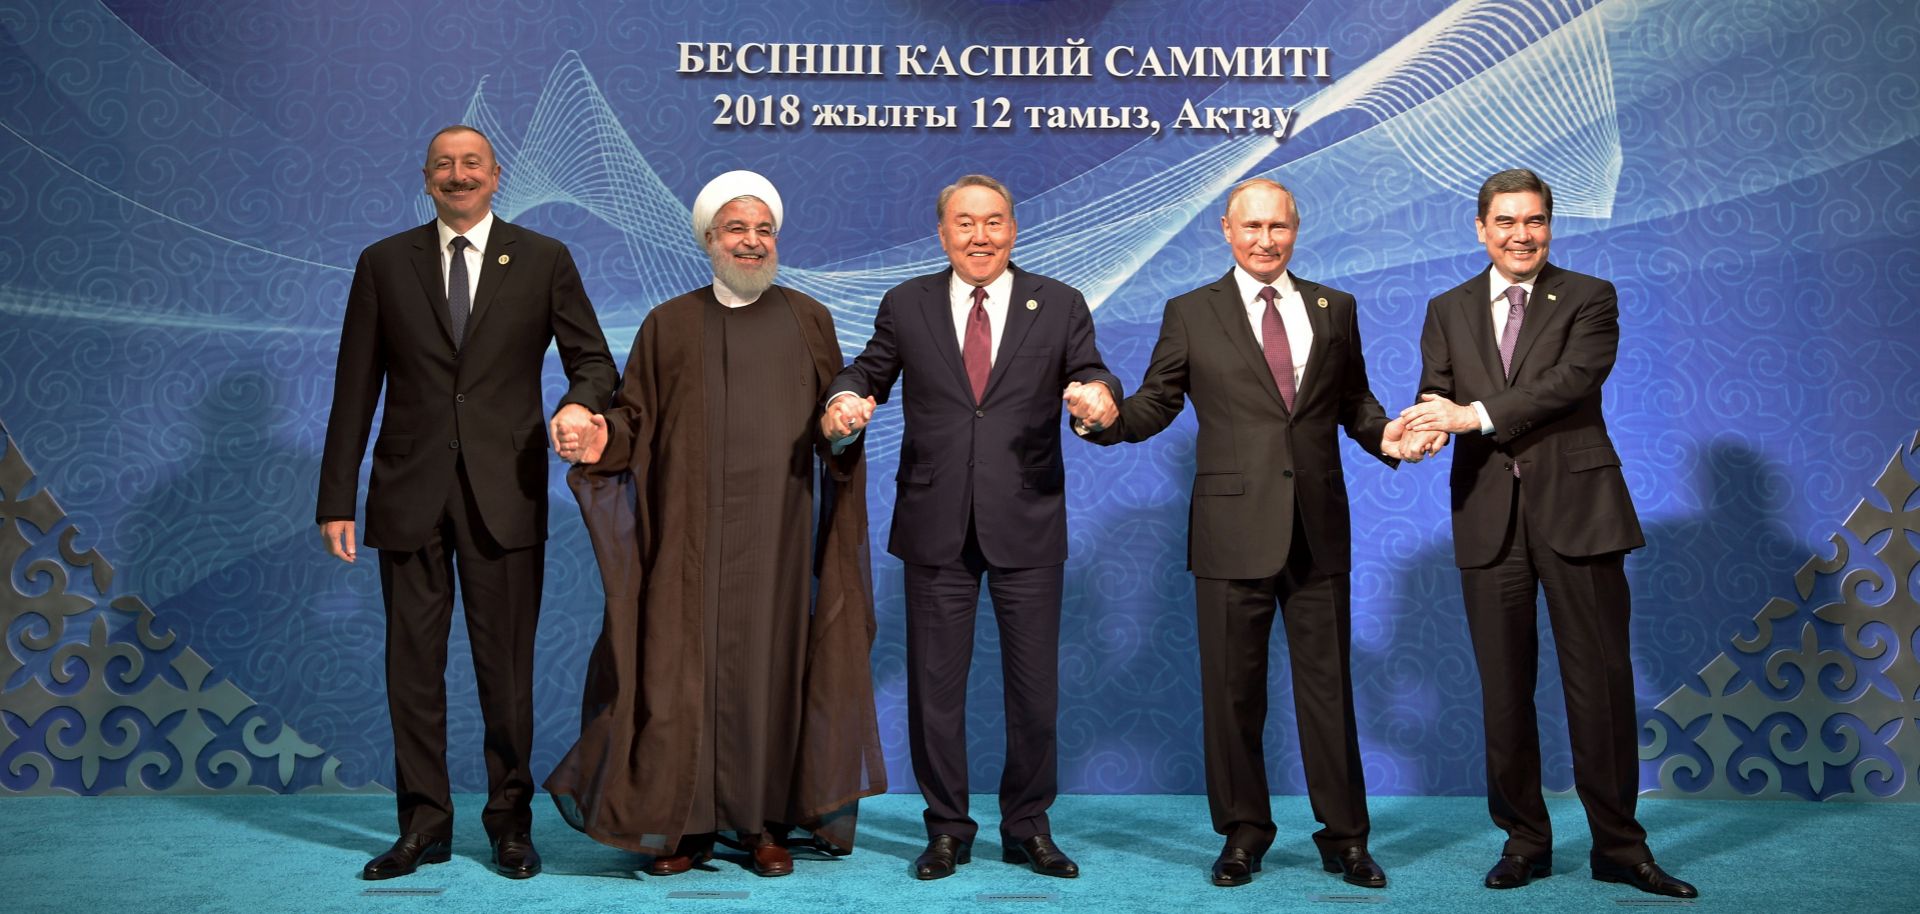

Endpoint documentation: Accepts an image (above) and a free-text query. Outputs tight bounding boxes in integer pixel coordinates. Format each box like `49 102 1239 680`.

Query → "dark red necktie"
963 286 991 402
1258 285 1296 410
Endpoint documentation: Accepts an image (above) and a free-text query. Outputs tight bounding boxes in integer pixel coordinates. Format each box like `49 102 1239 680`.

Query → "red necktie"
1258 285 1296 410
963 286 991 402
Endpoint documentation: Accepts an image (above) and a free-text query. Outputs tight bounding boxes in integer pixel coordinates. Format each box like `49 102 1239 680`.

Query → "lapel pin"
498 254 511 265
1026 299 1038 311
1546 292 1557 301
1316 297 1328 309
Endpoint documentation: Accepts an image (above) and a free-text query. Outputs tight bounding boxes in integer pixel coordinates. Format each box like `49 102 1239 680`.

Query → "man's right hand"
577 413 609 465
321 520 357 563
821 394 877 441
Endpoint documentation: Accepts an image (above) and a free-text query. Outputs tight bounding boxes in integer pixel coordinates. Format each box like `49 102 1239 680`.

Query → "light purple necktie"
1258 285 1296 411
1498 285 1526 477
1497 284 1527 378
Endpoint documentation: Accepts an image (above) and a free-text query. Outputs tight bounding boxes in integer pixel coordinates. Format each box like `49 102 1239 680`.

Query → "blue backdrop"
2 0 1917 802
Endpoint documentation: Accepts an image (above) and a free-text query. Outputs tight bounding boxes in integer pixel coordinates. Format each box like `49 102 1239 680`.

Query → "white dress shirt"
435 212 494 308
1232 266 1313 392
949 269 1014 364
1471 265 1537 434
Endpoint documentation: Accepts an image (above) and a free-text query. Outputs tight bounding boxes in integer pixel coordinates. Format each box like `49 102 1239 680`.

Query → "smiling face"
705 196 778 299
1477 190 1552 284
938 183 1016 287
422 128 499 233
1222 182 1297 285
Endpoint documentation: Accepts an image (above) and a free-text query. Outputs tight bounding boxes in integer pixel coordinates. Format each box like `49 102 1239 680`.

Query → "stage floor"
7 792 1913 913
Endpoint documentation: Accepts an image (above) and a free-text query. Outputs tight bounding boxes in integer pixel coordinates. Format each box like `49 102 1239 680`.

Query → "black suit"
318 218 615 840
1417 261 1650 868
828 265 1118 843
1091 269 1392 857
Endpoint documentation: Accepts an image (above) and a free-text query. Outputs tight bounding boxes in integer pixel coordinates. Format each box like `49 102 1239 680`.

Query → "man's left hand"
1400 393 1480 434
1064 380 1117 431
551 403 595 463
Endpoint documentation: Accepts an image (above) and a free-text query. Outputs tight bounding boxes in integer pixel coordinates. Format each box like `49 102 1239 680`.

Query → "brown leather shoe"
912 835 972 880
490 832 541 879
743 832 793 877
363 833 452 880
643 835 715 877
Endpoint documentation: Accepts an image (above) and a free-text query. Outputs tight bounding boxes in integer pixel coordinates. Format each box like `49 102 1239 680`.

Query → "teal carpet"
7 793 1914 913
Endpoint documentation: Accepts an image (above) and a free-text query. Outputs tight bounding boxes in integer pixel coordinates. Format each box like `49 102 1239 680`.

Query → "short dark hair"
937 174 1015 222
423 124 495 166
1477 168 1552 221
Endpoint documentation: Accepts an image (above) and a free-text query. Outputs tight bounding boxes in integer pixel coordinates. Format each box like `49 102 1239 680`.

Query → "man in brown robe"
545 171 885 878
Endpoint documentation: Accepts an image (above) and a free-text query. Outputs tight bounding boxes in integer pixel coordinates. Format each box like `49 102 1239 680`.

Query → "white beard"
709 243 777 301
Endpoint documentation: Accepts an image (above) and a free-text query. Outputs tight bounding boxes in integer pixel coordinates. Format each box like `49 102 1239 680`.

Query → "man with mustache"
318 124 616 880
822 174 1120 881
545 171 885 878
1400 168 1697 899
1083 178 1433 889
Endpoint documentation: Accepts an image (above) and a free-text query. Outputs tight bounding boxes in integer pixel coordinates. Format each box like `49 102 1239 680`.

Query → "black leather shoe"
1210 846 1260 887
1485 854 1551 889
1592 860 1698 898
912 835 971 880
1320 845 1388 888
363 833 452 880
491 833 542 879
1002 834 1078 878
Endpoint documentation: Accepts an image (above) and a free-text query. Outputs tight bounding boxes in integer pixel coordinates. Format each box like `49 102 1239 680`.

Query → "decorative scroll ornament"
0 425 381 795
1643 432 1920 801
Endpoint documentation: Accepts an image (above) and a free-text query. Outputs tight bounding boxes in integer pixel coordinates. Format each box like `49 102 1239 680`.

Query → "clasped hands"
1062 381 1117 432
821 394 878 441
551 402 607 465
1385 393 1478 463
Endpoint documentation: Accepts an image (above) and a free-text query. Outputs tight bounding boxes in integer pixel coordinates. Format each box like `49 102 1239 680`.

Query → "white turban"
690 170 783 243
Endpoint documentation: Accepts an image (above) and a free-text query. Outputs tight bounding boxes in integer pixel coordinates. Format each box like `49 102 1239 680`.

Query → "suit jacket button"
975 409 985 418
967 459 975 467
1503 461 1512 470
455 394 466 403
449 440 460 450
1282 469 1293 478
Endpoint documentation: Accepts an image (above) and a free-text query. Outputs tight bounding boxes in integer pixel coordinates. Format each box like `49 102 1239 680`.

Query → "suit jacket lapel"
916 269 973 395
982 266 1040 402
1206 269 1286 412
1506 262 1559 379
408 223 455 346
1462 276 1504 390
1292 273 1333 411
466 220 517 340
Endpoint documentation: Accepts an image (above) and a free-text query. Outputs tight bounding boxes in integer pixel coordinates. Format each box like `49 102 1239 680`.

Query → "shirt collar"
436 211 496 255
1232 266 1295 306
1487 265 1536 302
950 266 1015 307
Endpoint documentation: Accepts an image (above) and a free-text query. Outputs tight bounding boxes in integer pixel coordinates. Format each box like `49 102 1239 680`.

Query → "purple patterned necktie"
1498 284 1526 477
1497 284 1527 378
963 286 991 402
1258 285 1296 410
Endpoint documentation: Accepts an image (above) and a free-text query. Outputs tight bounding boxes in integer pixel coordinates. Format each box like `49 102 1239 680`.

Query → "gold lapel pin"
498 254 511 265
1316 297 1328 309
1546 292 1557 301
1026 299 1038 311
